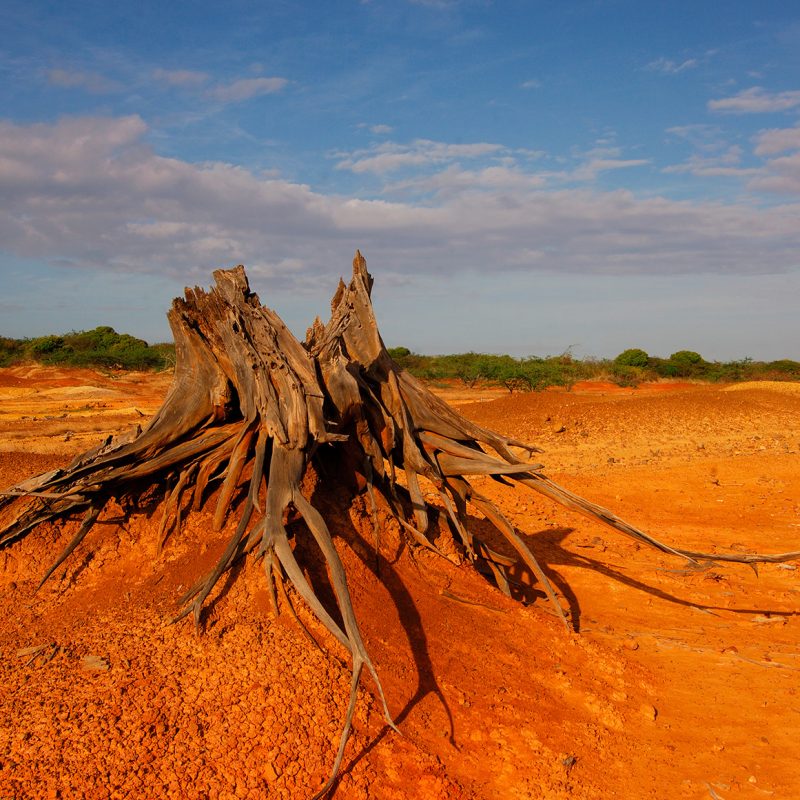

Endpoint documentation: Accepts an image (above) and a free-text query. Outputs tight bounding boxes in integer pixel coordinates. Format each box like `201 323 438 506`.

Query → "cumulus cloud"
645 57 698 75
748 152 800 194
664 123 800 191
369 124 393 135
1 115 800 287
209 77 288 103
47 68 121 94
754 124 800 156
709 87 800 114
748 125 800 192
152 68 209 87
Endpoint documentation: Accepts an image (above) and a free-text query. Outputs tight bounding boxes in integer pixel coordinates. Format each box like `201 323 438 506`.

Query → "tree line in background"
0 327 798 389
387 346 800 391
0 327 173 371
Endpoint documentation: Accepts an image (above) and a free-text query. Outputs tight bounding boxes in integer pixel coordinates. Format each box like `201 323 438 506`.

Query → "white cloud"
369 124 393 135
645 57 698 75
569 157 649 182
666 124 727 153
336 139 504 174
748 152 800 194
545 146 649 183
520 79 541 90
667 165 758 178
665 124 800 191
152 68 209 87
209 77 288 103
663 145 758 177
46 68 121 94
754 124 800 156
709 87 800 114
1 115 800 289
385 164 547 196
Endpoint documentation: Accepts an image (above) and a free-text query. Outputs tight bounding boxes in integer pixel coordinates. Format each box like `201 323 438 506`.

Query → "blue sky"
2 1 800 360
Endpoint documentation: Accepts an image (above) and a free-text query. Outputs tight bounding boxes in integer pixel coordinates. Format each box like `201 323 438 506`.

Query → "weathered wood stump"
2 252 798 796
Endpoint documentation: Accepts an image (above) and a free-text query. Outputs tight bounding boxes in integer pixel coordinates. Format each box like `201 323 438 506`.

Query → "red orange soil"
1 368 798 799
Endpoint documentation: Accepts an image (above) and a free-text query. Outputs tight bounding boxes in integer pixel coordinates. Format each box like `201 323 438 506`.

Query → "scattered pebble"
81 655 110 672
641 704 658 722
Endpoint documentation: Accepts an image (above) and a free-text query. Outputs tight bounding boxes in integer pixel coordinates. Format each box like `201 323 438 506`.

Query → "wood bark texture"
2 252 798 797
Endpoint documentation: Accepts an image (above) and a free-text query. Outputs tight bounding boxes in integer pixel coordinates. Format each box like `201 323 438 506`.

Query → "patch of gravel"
723 381 800 393
35 386 123 399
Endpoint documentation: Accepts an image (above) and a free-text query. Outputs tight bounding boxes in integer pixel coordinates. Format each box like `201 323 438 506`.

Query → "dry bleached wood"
1 251 798 797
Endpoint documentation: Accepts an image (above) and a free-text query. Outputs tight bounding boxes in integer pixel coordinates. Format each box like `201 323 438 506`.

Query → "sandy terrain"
1 366 798 799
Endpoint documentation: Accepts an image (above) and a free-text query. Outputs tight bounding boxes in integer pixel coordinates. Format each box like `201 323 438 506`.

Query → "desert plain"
0 365 798 799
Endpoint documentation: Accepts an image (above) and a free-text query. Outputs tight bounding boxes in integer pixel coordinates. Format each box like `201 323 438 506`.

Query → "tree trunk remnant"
2 252 798 797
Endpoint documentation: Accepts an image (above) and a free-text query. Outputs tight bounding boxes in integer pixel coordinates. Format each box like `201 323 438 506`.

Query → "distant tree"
30 335 66 356
614 348 649 368
450 353 484 387
499 372 532 394
669 350 705 377
522 358 569 392
480 356 524 393
0 337 24 367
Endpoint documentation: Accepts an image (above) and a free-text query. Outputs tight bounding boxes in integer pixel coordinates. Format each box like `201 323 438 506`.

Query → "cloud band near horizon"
1 114 800 291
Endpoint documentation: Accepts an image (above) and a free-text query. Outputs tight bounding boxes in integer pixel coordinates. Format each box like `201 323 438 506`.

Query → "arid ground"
1 366 798 799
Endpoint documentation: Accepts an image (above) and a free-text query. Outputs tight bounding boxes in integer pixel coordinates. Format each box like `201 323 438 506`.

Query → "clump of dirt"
2 369 799 799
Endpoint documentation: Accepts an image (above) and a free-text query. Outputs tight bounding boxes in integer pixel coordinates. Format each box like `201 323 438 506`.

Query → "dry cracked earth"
1 366 798 799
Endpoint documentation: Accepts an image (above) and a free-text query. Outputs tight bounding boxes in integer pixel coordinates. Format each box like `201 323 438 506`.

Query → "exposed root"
2 252 798 797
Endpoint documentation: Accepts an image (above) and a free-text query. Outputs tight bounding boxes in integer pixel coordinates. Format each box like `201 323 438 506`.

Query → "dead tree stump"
2 251 798 796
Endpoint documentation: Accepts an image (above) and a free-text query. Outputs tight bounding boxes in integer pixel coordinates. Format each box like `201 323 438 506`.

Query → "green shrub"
387 346 411 360
30 335 66 355
648 357 678 378
610 364 643 387
0 327 170 371
0 337 25 367
614 348 649 368
522 358 574 391
2 330 797 386
704 358 754 382
668 350 706 377
766 359 800 375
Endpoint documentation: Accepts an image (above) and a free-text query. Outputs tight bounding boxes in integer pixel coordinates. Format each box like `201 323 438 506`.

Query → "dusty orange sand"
1 367 798 799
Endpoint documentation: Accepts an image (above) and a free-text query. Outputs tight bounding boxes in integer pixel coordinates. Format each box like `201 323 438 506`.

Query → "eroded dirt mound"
1 370 799 799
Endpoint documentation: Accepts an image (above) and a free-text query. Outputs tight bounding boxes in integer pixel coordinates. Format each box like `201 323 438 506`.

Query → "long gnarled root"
2 252 797 797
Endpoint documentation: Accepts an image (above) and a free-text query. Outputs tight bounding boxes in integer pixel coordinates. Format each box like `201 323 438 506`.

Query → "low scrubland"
387 346 800 390
0 328 797 389
0 327 173 371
